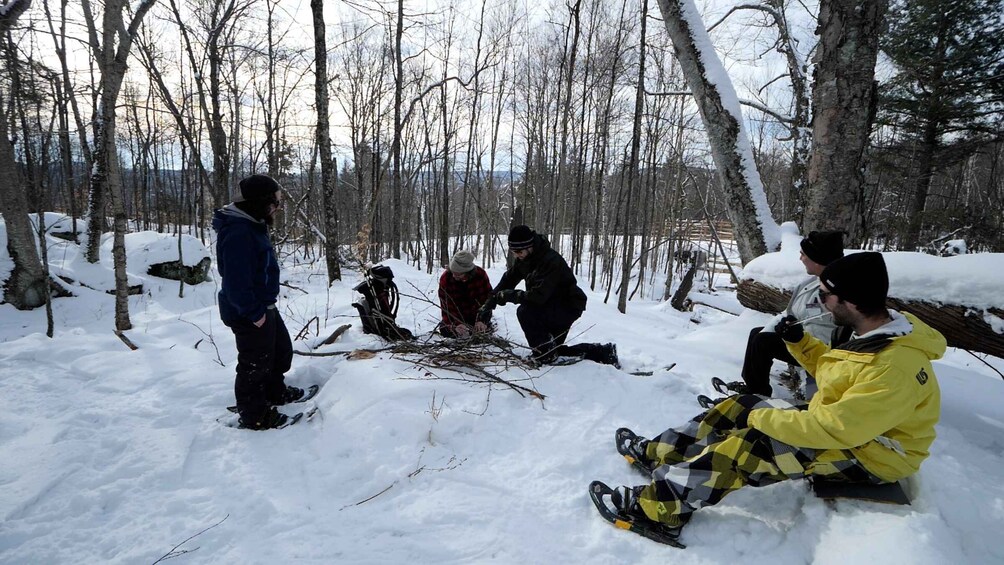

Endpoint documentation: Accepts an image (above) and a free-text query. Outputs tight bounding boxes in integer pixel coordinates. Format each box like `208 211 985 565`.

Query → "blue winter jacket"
212 204 280 325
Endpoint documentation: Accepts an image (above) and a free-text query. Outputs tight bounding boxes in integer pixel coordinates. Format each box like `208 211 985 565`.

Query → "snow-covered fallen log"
737 278 1004 358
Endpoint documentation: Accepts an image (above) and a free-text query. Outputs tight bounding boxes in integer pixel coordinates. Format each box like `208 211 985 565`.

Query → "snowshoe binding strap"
615 428 653 476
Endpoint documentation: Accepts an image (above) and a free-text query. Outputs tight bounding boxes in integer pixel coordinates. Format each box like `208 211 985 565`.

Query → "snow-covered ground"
2 224 1004 564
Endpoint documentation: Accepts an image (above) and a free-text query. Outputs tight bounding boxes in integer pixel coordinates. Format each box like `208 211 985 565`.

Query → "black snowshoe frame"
588 481 685 548
711 377 746 396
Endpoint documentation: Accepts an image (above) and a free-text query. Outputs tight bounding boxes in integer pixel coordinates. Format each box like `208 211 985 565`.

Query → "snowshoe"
588 481 686 548
696 394 726 410
286 384 320 404
711 377 748 395
615 428 653 476
228 384 320 413
224 406 319 430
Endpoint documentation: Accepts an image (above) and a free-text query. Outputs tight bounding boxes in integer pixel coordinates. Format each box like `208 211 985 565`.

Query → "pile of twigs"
389 334 545 401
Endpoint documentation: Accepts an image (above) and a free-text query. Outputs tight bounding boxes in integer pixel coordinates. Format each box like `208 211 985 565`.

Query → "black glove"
774 315 804 343
494 289 525 306
476 299 495 324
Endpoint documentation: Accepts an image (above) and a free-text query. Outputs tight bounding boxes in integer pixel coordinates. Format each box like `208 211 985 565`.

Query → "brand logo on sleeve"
915 368 929 385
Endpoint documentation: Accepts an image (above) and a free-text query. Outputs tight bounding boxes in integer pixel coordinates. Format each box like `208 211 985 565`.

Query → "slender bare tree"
80 0 158 331
311 0 341 282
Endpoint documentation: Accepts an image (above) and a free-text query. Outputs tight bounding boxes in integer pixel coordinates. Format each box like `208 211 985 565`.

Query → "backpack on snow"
352 265 414 341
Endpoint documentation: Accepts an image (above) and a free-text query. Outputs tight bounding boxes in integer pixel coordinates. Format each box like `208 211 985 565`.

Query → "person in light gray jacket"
732 231 846 396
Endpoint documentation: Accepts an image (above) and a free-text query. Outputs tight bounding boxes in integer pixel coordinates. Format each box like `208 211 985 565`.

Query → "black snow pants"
226 307 293 422
516 300 583 360
740 327 798 396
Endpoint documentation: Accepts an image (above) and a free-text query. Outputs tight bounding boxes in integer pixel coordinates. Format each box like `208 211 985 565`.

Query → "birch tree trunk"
81 0 157 331
653 0 778 263
802 0 887 242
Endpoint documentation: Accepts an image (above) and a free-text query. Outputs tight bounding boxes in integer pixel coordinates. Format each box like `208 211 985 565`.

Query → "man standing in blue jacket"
212 174 305 430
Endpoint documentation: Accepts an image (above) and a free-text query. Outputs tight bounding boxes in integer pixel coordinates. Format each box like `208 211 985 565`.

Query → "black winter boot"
612 486 691 530
238 406 289 430
616 428 653 475
600 343 620 368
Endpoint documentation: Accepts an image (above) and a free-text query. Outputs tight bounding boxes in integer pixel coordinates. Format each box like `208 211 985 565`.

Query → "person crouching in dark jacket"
212 174 306 430
480 225 619 367
438 250 494 338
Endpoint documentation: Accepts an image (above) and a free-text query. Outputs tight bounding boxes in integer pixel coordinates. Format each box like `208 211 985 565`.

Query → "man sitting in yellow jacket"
593 251 945 542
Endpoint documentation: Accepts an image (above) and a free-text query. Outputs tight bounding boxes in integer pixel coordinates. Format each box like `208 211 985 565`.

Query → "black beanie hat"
508 225 535 250
239 174 280 202
800 230 845 265
820 252 889 310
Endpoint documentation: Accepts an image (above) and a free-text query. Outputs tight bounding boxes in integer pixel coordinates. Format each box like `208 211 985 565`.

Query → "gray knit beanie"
449 250 476 274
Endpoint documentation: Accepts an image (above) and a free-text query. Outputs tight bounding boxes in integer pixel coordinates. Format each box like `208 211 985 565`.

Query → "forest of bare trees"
2 0 1003 316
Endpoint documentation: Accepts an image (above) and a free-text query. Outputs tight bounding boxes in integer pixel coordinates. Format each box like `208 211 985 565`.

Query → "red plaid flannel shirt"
438 267 493 329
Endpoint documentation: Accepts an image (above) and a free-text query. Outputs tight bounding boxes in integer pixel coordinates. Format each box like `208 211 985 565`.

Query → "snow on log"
737 279 1004 358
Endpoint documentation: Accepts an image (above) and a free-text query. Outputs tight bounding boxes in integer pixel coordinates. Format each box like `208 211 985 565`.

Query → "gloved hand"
494 289 525 306
774 315 804 343
476 297 496 324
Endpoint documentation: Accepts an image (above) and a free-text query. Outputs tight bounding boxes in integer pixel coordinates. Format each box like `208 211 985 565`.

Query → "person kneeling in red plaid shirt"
437 250 494 338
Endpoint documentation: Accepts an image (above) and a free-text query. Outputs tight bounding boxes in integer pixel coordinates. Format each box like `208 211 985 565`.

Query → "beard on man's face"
236 199 275 224
828 302 854 327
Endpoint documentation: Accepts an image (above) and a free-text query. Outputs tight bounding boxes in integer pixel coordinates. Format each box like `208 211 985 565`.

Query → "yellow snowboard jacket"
747 311 945 482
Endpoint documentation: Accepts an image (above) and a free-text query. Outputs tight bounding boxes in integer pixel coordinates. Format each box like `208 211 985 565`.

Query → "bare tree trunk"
312 0 341 282
653 0 777 263
901 111 942 251
1 0 47 308
81 0 157 330
43 0 93 171
390 0 405 259
439 83 451 268
0 32 47 309
802 0 887 242
555 0 582 252
616 0 648 313
590 0 629 290
54 80 78 238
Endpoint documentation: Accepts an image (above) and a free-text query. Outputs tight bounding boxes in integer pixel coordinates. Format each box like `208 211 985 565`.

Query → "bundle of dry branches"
390 334 546 401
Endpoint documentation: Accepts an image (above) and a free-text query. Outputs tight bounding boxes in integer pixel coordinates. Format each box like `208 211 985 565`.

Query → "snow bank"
741 223 1004 309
